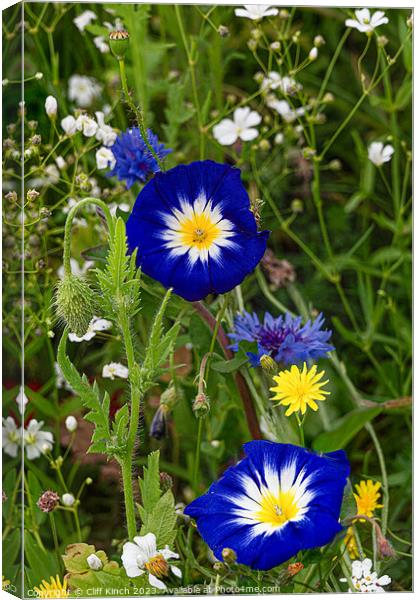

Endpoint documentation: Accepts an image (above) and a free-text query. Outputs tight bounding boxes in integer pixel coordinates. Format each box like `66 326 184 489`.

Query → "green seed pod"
192 392 210 417
55 275 96 337
109 30 130 60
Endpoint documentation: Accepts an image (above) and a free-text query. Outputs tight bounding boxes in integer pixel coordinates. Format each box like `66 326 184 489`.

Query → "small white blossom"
44 164 60 184
346 558 391 593
95 112 117 146
57 258 93 279
24 419 53 460
261 72 301 96
96 146 116 170
35 72 43 80
69 316 113 342
76 114 98 137
68 74 102 108
122 533 182 590
61 115 77 136
213 107 261 145
368 141 394 166
16 386 28 414
73 10 96 32
345 9 388 34
65 416 78 432
102 362 129 380
274 132 284 145
308 47 318 61
55 156 66 170
62 493 75 506
87 554 103 570
93 36 110 53
2 417 20 457
234 5 278 20
109 202 130 217
45 95 58 118
268 98 306 123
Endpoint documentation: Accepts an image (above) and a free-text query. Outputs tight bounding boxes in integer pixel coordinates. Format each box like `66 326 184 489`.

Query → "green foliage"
138 451 177 548
312 407 382 453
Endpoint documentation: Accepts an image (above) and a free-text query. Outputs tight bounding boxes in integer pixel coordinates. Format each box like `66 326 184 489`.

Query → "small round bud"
218 25 230 38
377 35 388 48
323 92 335 104
41 442 52 454
2 79 9 87
109 30 130 60
302 146 316 159
279 9 289 19
247 39 258 52
226 94 236 104
65 415 78 433
250 28 262 41
5 191 18 203
260 354 276 371
27 120 38 130
35 72 43 80
314 35 325 47
55 275 96 337
26 189 39 202
159 472 173 492
62 493 75 507
274 132 284 145
39 207 51 219
270 41 281 51
45 95 58 118
213 561 227 573
259 139 271 152
30 134 41 145
193 393 210 417
221 547 237 564
87 553 103 570
328 159 342 171
308 47 318 61
291 198 304 213
86 477 93 485
37 490 59 512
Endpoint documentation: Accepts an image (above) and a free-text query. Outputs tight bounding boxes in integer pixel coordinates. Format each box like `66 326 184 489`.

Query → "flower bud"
218 25 230 38
5 191 18 203
259 139 271 152
270 41 281 51
160 472 173 492
314 35 325 47
328 159 342 171
150 407 167 440
62 493 75 506
221 547 237 564
109 30 130 60
87 553 103 570
308 47 318 61
291 198 304 213
37 490 60 513
377 531 396 559
193 393 210 417
86 477 93 485
287 562 304 576
45 95 58 118
260 354 276 371
27 189 39 202
55 274 96 337
160 385 177 409
35 72 43 80
65 415 78 432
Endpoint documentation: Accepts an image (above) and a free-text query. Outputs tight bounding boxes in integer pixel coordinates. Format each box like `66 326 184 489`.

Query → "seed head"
55 274 96 337
109 30 130 60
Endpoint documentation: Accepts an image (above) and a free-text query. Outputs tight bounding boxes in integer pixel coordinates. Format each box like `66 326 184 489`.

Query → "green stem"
118 58 164 170
295 413 305 447
365 423 389 536
63 197 114 277
120 457 137 540
49 512 61 571
73 507 82 541
192 417 204 492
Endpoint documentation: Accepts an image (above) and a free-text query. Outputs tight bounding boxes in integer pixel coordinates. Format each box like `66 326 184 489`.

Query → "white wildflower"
345 9 388 34
69 316 113 342
55 156 66 170
95 112 117 146
94 36 110 53
24 419 53 460
2 417 20 458
261 72 301 96
73 10 96 32
347 558 391 593
76 114 98 137
61 115 77 136
234 5 278 20
62 493 75 506
96 146 116 170
68 74 102 108
122 533 182 590
213 107 261 145
102 362 129 380
268 98 306 122
109 202 130 217
368 141 394 166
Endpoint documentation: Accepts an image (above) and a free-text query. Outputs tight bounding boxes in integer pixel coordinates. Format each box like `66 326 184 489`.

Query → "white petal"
148 574 167 590
243 110 262 128
170 565 182 578
213 119 238 145
239 127 259 142
133 533 157 561
160 546 179 560
377 575 391 585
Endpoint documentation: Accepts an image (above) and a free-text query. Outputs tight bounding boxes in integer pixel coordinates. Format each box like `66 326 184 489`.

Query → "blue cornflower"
184 441 350 570
126 160 269 301
107 128 171 188
229 311 334 367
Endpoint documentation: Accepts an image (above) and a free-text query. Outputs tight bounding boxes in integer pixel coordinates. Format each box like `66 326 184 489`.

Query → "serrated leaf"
140 489 177 548
138 450 161 515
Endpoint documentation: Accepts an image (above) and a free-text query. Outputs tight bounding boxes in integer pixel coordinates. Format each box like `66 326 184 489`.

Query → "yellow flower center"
255 487 300 526
178 212 221 251
145 554 169 579
8 431 18 443
26 433 37 445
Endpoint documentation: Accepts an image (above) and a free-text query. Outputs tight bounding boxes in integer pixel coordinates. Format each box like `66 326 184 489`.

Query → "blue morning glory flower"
184 441 350 570
108 128 171 188
229 311 334 367
126 160 269 301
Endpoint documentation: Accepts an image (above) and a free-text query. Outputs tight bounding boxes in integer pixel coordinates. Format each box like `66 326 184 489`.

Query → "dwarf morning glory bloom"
107 128 171 188
184 441 349 570
126 160 269 301
229 311 333 366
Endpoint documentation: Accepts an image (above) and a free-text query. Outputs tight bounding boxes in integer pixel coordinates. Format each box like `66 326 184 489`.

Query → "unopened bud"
291 198 304 213
159 472 173 492
86 477 93 485
377 35 388 48
87 553 103 570
247 39 258 52
109 30 130 60
323 92 335 104
308 47 318 61
65 415 78 432
160 385 177 409
5 191 18 203
35 72 43 80
314 35 325 47
221 547 237 564
270 41 281 51
55 275 96 337
259 139 271 152
218 25 230 38
328 159 342 171
377 531 396 559
62 493 75 506
193 393 210 417
27 189 39 202
260 354 276 371
287 562 304 577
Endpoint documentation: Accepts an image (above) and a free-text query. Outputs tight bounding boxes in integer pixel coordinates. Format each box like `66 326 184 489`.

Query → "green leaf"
138 450 162 515
312 407 381 453
140 489 177 548
24 532 58 583
211 354 248 373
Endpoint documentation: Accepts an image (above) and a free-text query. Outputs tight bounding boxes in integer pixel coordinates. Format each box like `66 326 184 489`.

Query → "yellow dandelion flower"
33 575 69 599
270 362 330 416
354 479 383 518
344 526 359 559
